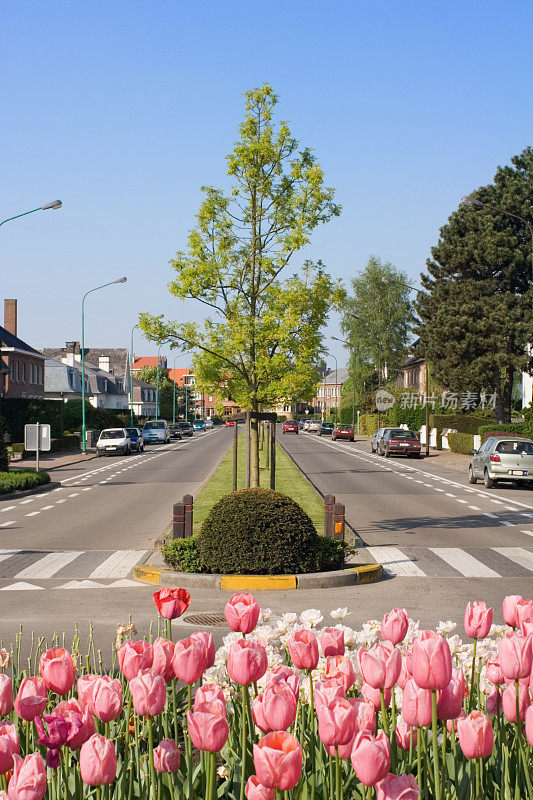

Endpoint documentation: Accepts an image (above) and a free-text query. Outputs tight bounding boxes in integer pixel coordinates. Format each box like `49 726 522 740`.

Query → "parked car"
378 429 421 458
283 421 299 434
204 418 214 429
307 419 321 433
142 420 171 444
298 419 306 430
168 424 183 440
97 428 132 456
371 428 390 453
176 421 194 437
225 419 235 427
318 422 335 437
125 427 144 452
469 436 533 488
332 424 355 442
193 419 206 432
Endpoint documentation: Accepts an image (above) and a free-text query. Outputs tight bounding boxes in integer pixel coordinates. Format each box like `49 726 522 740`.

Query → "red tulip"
411 631 452 690
117 640 153 681
77 674 99 714
224 593 260 634
502 682 529 723
498 633 532 680
80 734 117 785
7 753 46 800
172 637 206 685
401 679 432 728
288 630 319 671
0 675 12 717
39 647 75 696
152 586 191 620
457 711 494 758
317 697 356 747
358 642 401 689
227 640 267 686
190 631 216 669
130 669 167 717
253 731 302 790
14 677 47 722
350 698 376 735
264 666 299 702
313 679 346 714
152 638 175 682
381 609 409 645
194 683 226 714
486 659 504 685
396 717 417 751
92 676 123 723
324 655 356 692
262 683 297 731
376 773 420 800
246 775 275 800
397 649 413 690
153 738 180 773
350 731 390 786
525 705 533 748
436 669 466 720
50 699 95 750
361 683 391 711
187 704 229 752
464 602 493 639
502 595 523 628
320 628 345 657
252 694 271 733
0 723 19 774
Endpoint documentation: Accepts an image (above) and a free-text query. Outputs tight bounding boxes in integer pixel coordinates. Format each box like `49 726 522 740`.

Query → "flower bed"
0 470 50 495
0 590 532 799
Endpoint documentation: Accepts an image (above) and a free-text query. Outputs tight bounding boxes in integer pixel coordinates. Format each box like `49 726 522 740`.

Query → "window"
208 396 213 401
14 361 19 381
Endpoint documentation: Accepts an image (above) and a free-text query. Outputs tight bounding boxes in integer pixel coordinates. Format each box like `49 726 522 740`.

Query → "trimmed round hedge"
198 488 319 575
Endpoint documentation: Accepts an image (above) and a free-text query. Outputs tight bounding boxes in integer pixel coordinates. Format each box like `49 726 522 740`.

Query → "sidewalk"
11 448 98 472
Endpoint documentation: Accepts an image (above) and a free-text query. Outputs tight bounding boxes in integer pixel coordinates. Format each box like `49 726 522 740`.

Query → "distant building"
0 299 45 399
398 339 428 395
313 367 349 414
132 356 167 372
131 378 157 417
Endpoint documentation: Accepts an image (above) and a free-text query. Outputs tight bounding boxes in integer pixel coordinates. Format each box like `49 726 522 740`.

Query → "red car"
225 419 235 427
283 421 299 434
378 429 422 457
332 425 354 442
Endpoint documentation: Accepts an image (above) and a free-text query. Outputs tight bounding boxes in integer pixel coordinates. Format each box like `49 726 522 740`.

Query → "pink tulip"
51 699 95 750
227 640 267 686
324 655 356 692
77 674 99 714
401 679 433 728
396 717 417 751
252 694 271 733
525 705 533 748
117 639 153 682
350 731 390 786
376 773 420 800
187 704 229 752
502 682 529 723
521 621 533 637
447 709 466 734
411 630 452 690
152 638 175 682
436 668 466 720
0 723 19 774
320 628 345 657
516 598 533 627
314 679 346 714
498 633 532 680
246 775 275 800
7 753 46 800
14 676 47 722
253 731 302 790
288 630 319 671
361 683 391 711
350 698 376 735
358 642 401 689
0 675 12 716
153 586 190 620
194 683 226 714
485 689 502 716
381 609 409 645
264 666 299 702
172 637 206 685
80 733 117 785
190 631 216 669
262 683 297 731
224 593 260 634
92 676 123 723
457 711 494 758
317 697 356 747
39 647 75 696
464 602 493 640
486 659 504 685
153 738 180 773
397 649 413 690
502 595 523 628
130 669 167 717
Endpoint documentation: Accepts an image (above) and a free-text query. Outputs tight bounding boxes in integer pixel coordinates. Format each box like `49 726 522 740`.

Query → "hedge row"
0 397 65 440
478 424 525 440
0 470 51 495
429 414 493 435
11 434 80 458
447 432 476 455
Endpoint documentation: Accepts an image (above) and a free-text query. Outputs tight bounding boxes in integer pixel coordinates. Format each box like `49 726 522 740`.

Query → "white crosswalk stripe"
89 550 147 579
0 549 148 583
363 546 533 578
492 547 533 572
428 547 500 578
366 547 426 577
15 552 84 579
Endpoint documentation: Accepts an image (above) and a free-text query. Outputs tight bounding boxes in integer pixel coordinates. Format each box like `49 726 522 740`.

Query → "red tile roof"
167 368 192 385
132 357 161 370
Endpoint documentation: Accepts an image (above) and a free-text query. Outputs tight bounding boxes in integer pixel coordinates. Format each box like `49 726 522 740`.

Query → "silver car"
469 436 533 488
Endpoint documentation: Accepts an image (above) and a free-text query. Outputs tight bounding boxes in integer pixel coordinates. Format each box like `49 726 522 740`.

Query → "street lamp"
1 200 62 228
332 336 356 429
81 278 127 452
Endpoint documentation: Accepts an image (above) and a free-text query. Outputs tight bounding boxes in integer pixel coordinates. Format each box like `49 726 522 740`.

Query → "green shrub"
359 413 379 435
199 488 319 575
0 470 51 494
210 416 223 425
313 536 350 571
163 536 204 573
12 434 80 458
429 414 493 436
478 424 525 440
447 432 475 454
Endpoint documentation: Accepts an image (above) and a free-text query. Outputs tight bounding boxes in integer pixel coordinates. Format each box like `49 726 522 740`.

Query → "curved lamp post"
0 200 62 228
81 278 127 452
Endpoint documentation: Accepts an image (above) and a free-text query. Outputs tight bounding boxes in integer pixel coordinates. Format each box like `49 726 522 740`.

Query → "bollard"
183 494 193 538
172 502 185 539
332 502 345 541
324 494 336 538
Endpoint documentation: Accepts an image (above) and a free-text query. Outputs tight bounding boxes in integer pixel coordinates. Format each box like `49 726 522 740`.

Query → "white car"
97 428 131 456
204 418 214 429
307 419 321 432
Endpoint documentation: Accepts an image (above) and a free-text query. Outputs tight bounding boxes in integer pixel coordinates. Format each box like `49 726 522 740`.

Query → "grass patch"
0 470 51 495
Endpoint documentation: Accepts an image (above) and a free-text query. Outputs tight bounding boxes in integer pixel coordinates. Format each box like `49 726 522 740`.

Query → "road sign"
24 424 51 451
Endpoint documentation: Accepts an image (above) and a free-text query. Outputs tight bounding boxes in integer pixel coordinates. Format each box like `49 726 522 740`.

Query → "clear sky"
1 0 531 371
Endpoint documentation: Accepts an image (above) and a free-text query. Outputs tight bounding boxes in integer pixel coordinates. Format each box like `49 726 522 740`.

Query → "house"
313 367 349 414
167 367 241 418
131 378 157 417
397 338 428 395
132 356 167 372
0 299 45 399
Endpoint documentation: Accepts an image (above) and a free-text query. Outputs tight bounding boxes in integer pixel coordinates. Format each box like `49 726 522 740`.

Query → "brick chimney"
4 299 17 337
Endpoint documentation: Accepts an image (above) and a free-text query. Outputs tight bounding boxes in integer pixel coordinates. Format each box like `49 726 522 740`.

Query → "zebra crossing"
365 545 533 578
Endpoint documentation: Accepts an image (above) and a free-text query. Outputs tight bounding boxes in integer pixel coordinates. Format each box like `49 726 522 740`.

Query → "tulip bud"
502 595 523 629
380 609 409 645
498 633 532 680
190 631 216 669
7 753 46 800
402 678 433 728
436 669 466 721
253 732 302 790
350 698 376 735
227 640 267 686
464 602 493 640
376 773 420 800
92 676 123 723
486 659 504 685
361 683 391 711
288 630 319 671
358 642 401 689
457 711 494 759
502 682 529 723
187 705 229 752
317 697 356 747
172 637 206 685
151 638 175 682
153 738 180 773
313 679 346 715
0 722 19 774
320 628 345 657
396 717 417 751
224 593 260 634
0 675 13 717
130 669 167 717
411 630 452 690
153 587 190 620
262 683 297 731
350 731 390 786
77 674 99 714
14 677 47 722
246 775 274 800
117 640 153 682
39 648 76 696
80 734 117 785
324 655 356 692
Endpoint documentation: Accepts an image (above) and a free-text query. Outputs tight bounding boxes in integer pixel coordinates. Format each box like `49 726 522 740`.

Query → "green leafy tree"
135 365 171 388
140 85 342 485
416 148 533 423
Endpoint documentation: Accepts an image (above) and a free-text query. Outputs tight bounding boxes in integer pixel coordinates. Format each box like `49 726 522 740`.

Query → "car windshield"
178 423 190 428
495 440 533 455
322 423 334 428
100 429 124 439
336 426 353 431
387 430 417 439
125 429 138 436
144 421 165 430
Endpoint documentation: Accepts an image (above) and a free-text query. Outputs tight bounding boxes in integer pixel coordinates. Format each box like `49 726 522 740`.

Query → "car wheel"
97 452 102 457
484 470 495 489
385 448 390 458
468 465 477 484
350 438 354 442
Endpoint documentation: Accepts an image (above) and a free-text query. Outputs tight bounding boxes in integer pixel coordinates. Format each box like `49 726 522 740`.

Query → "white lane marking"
456 499 468 504
501 521 514 527
25 511 40 517
82 487 92 491
68 493 79 498
434 488 445 492
521 530 533 537
0 521 16 528
40 505 54 511
445 493 456 498
0 582 44 591
89 550 146 579
504 506 520 511
428 548 500 578
483 513 498 519
468 506 481 511
0 506 17 513
492 548 533 573
20 499 35 505
0 550 20 562
15 551 83 579
55 499 66 504
366 546 426 577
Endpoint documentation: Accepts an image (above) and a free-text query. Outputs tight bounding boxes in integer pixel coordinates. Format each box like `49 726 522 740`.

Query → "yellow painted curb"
348 564 383 584
133 565 163 585
221 574 297 591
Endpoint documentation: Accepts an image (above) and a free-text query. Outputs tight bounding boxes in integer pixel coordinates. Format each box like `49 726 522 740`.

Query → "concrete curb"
0 481 62 501
133 562 383 590
13 452 98 472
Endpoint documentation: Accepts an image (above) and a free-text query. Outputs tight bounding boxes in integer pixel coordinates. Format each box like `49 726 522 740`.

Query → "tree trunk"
250 399 260 487
502 366 514 424
493 367 505 424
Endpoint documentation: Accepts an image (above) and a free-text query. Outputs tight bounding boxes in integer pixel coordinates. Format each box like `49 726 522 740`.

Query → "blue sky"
1 0 531 370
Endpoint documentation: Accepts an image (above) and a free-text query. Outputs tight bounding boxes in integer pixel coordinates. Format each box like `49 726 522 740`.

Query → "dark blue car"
125 427 144 452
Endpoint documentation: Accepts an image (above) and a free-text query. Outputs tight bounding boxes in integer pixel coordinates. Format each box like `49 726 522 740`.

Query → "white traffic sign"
24 424 51 451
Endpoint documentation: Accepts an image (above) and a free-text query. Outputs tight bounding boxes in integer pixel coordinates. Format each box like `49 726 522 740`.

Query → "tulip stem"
431 691 442 800
240 685 248 800
307 670 316 800
335 748 342 800
148 716 156 800
416 727 422 798
468 638 477 713
187 684 194 800
328 754 335 800
379 690 389 736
